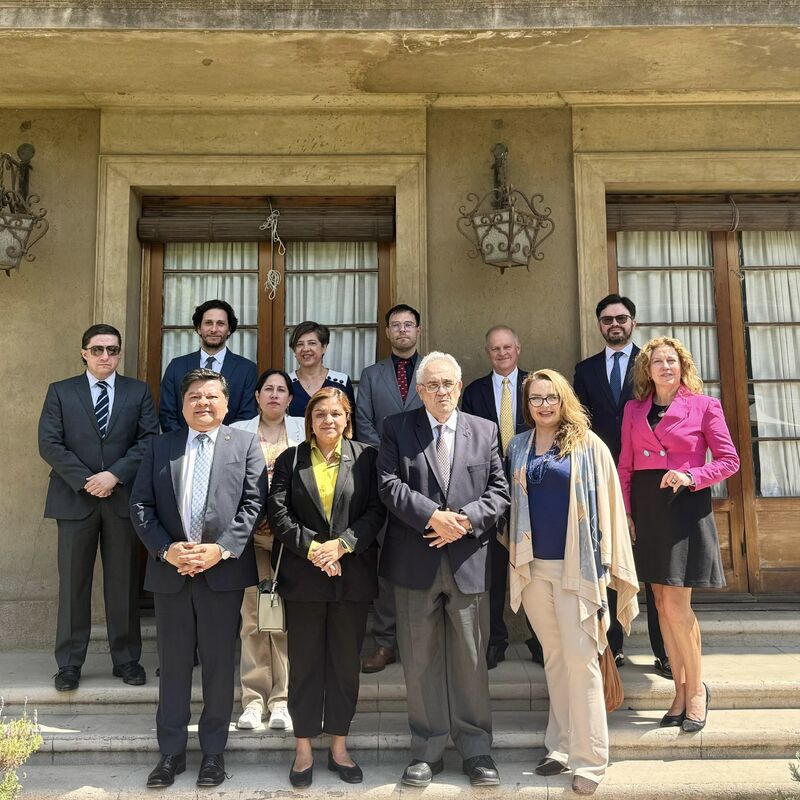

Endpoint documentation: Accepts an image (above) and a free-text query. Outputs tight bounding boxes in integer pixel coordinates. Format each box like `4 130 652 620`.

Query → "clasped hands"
165 542 223 576
84 470 119 498
424 509 472 548
309 539 345 578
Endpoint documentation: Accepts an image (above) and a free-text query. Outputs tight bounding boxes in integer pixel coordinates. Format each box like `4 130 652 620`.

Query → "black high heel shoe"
682 682 710 733
327 750 363 783
289 757 314 787
659 709 686 728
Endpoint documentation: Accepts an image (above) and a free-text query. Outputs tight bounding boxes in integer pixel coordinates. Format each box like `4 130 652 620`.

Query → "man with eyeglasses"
461 325 543 670
378 352 510 788
38 323 159 692
573 294 669 678
356 303 424 674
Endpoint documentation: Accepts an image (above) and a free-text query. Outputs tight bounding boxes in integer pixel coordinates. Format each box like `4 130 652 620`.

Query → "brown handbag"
599 646 624 713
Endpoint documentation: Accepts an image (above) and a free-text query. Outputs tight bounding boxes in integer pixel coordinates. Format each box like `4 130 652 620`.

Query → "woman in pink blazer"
618 337 739 734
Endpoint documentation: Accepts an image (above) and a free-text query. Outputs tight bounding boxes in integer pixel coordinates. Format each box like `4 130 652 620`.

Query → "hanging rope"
259 201 286 300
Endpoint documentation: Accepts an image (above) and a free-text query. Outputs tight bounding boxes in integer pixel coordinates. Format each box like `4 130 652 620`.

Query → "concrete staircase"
2 607 799 798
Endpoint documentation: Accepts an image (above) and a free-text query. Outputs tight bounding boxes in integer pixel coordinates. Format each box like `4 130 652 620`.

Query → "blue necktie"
94 381 109 437
204 355 216 371
610 352 623 405
189 434 212 542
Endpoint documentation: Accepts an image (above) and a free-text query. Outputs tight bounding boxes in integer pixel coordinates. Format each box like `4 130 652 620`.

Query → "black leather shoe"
197 753 226 787
462 755 500 786
486 644 506 670
682 683 711 733
327 750 363 783
654 658 673 679
54 666 81 692
401 759 444 787
534 756 569 776
146 753 186 788
113 661 147 686
289 757 314 788
659 710 685 727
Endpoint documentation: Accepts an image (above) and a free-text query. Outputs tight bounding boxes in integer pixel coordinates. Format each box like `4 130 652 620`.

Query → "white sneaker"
237 704 264 729
268 705 293 731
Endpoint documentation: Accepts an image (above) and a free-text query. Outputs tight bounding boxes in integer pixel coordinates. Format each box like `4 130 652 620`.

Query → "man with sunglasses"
39 324 159 691
573 294 669 678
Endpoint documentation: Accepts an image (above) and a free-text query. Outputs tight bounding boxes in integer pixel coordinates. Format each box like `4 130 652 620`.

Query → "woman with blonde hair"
619 337 739 733
506 369 639 796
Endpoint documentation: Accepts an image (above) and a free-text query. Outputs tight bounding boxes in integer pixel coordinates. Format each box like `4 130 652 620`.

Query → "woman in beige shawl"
506 369 638 796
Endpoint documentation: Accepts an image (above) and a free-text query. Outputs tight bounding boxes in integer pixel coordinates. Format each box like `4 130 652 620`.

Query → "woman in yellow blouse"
267 386 385 787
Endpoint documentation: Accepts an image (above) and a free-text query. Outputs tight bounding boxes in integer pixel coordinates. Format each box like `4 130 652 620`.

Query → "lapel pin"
225 435 231 440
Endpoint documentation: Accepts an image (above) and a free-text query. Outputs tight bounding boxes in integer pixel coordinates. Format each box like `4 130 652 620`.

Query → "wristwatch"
218 545 232 560
157 544 171 562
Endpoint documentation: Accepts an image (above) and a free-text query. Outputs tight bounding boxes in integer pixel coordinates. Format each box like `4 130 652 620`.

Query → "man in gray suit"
131 368 266 789
356 303 423 673
378 352 510 788
38 323 159 692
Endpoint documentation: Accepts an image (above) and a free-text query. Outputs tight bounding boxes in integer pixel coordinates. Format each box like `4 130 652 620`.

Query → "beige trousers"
238 530 289 713
521 558 608 783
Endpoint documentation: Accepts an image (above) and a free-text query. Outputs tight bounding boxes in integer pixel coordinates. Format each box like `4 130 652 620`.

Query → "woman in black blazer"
267 386 385 788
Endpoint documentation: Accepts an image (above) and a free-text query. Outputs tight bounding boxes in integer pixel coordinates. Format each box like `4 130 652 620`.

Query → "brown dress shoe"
361 646 396 673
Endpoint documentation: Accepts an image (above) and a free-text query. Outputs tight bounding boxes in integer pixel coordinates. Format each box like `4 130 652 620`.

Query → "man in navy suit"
158 299 257 432
38 324 159 691
461 325 541 669
573 293 668 677
131 368 265 788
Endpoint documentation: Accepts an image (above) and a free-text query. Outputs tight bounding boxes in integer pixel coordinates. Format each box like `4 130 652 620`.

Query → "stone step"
28 709 800 765
17 757 800 799
5 645 800 713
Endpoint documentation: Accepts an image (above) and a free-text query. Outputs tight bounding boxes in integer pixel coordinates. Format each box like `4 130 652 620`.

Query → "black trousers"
606 584 666 662
55 504 141 668
154 574 243 756
285 599 369 739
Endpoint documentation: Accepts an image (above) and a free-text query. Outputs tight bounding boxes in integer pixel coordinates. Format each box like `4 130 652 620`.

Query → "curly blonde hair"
633 336 704 400
522 369 590 457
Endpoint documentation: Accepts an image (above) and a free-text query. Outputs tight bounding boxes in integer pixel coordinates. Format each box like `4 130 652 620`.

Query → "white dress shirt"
491 367 519 423
179 425 221 539
87 370 116 418
426 408 457 469
605 342 634 383
200 346 228 372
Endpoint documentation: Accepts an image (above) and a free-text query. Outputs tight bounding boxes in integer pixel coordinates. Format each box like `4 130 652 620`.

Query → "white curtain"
740 231 800 497
283 242 379 382
161 242 258 373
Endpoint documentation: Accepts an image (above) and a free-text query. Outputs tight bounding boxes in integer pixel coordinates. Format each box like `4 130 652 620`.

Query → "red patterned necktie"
396 358 410 403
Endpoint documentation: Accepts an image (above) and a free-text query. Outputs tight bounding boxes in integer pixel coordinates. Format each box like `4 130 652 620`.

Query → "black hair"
81 323 122 349
191 299 239 333
180 368 230 401
385 303 421 327
595 293 636 319
289 321 330 349
255 368 293 395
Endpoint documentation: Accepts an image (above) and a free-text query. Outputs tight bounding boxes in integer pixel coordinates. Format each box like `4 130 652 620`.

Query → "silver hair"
485 324 519 346
416 351 462 385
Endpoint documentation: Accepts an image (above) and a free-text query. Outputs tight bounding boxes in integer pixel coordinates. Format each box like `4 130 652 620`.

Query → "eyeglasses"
527 394 561 407
422 380 458 394
84 345 121 356
389 321 417 331
599 314 632 326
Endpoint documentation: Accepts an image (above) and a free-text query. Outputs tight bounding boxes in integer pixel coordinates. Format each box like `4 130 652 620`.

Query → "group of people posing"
38 294 740 795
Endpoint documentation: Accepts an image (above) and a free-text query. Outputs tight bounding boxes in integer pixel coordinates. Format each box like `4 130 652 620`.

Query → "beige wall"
426 108 578 384
0 110 100 645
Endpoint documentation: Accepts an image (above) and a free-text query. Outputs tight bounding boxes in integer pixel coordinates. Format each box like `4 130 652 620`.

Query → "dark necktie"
436 424 451 494
395 358 411 403
94 381 109 437
204 355 216 371
610 352 623 405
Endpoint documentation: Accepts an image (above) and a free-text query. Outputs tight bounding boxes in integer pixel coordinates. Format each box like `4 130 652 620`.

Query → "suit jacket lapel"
220 352 236 379
104 375 129 438
378 358 404 409
656 386 691 439
330 439 355 528
620 345 638 405
415 409 447 496
593 352 617 409
479 375 498 425
74 376 102 436
168 430 186 513
296 442 329 528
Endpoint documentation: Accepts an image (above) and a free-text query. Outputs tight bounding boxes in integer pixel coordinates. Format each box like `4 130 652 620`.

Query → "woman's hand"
311 539 345 570
626 514 636 543
660 469 693 493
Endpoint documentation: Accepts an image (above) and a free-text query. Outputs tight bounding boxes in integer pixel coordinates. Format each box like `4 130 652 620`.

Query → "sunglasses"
84 345 121 356
599 314 632 326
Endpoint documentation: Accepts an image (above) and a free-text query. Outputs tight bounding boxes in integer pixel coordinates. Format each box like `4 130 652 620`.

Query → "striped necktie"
189 433 212 542
94 381 109 437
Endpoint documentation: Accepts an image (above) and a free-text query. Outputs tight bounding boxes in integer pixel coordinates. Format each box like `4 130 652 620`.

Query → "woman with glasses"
506 370 639 796
231 369 305 733
618 338 739 733
287 321 356 421
268 387 385 788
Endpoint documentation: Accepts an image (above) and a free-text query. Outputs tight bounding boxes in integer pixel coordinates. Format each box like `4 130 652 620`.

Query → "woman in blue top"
506 369 638 797
287 321 356 423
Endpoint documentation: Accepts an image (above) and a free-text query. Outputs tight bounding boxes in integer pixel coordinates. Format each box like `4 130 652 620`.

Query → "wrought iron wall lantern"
0 144 49 276
457 143 555 274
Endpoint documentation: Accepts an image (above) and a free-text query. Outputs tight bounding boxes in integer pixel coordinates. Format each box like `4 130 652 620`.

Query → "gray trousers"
394 557 493 762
